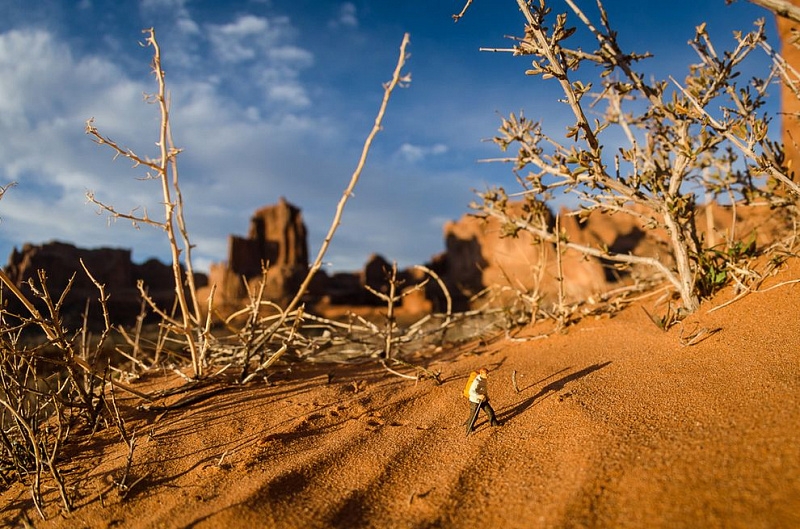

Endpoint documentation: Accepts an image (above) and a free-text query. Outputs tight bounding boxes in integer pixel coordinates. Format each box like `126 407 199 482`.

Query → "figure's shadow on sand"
499 362 611 423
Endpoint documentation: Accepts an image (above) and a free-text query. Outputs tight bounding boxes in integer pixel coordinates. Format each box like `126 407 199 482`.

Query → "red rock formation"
229 197 309 278
200 200 424 319
199 198 310 314
436 200 787 311
778 3 800 180
439 205 609 309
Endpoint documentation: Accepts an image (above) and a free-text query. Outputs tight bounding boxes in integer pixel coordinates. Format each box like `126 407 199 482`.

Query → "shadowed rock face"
779 6 800 181
200 198 311 312
2 241 200 328
435 200 789 311
437 205 611 309
230 198 309 279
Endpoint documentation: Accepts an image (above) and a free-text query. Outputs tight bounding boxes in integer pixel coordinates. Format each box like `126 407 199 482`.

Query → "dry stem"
284 33 411 315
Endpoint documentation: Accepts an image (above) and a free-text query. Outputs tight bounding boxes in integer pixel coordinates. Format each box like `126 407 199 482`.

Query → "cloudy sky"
0 0 782 273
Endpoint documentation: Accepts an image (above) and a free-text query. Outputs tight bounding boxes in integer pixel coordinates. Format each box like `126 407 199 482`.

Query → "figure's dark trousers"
467 400 498 432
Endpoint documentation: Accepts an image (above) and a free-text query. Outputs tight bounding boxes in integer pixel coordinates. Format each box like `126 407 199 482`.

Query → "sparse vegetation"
460 0 799 317
0 261 133 517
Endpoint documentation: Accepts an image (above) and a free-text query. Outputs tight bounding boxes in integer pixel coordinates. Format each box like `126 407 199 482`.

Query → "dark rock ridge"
2 241 206 328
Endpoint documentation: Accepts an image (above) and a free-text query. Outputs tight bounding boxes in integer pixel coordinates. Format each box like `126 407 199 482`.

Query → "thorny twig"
209 33 413 375
284 34 411 317
86 28 205 377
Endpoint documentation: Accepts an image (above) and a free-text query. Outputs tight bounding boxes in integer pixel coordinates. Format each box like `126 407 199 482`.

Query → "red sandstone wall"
778 3 800 180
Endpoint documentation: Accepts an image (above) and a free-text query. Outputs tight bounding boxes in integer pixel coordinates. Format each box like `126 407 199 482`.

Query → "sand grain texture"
2 260 799 529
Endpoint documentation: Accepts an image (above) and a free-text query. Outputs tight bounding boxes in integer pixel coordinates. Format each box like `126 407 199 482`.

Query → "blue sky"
0 0 782 273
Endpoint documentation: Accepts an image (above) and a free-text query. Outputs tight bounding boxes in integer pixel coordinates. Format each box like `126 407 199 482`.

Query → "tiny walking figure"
465 367 500 435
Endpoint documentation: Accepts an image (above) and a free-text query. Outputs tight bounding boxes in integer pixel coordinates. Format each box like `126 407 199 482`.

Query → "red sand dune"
2 259 799 529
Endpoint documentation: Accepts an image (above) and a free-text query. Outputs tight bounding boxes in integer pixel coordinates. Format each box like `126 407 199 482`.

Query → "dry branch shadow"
183 468 311 529
499 362 612 423
129 373 426 497
65 378 342 507
326 488 370 529
516 366 572 393
182 394 431 529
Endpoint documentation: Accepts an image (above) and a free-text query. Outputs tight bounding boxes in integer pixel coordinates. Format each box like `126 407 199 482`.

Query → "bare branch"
671 76 800 198
746 0 800 23
284 33 412 316
452 0 474 22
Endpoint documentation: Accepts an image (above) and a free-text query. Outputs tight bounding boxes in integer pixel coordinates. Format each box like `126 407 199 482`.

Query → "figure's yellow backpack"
463 371 477 398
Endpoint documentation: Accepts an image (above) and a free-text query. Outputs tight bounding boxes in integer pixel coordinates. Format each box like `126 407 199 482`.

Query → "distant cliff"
2 241 206 328
3 199 787 328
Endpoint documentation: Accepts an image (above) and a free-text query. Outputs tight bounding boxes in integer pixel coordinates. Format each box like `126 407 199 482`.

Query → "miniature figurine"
464 367 500 435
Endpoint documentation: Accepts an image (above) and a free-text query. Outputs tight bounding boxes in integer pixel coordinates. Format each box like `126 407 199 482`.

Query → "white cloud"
201 15 314 109
0 30 61 120
396 142 449 163
218 14 270 38
0 25 334 270
0 6 473 275
266 84 310 107
140 0 195 37
330 3 358 29
176 17 200 35
0 29 153 189
207 15 292 64
268 45 313 65
140 0 188 14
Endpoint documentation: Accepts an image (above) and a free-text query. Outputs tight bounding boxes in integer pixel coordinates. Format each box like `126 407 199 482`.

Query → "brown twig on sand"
678 324 720 347
708 278 800 314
